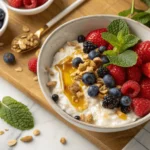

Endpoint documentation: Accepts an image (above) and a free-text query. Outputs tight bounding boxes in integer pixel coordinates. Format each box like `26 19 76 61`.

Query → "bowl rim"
38 14 150 131
0 1 9 33
3 0 53 13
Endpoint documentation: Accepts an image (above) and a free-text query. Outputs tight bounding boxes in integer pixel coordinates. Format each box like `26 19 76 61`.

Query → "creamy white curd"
50 41 139 127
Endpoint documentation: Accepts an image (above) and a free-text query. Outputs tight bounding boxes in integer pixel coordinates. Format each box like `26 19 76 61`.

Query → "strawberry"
142 62 150 78
37 0 47 6
28 57 37 74
8 0 23 8
134 41 150 63
107 44 113 50
23 0 37 9
132 98 150 117
135 56 142 66
121 80 140 98
107 64 126 85
86 28 108 47
127 66 141 82
140 78 150 99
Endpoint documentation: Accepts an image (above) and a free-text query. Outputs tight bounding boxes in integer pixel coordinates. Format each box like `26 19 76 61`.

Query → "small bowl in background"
0 1 9 37
3 0 54 15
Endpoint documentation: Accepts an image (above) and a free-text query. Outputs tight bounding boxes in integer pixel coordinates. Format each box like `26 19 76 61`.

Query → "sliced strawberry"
8 0 23 8
23 0 37 9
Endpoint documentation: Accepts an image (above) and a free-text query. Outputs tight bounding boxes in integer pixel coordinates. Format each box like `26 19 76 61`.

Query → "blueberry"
52 94 59 102
98 46 107 53
0 9 5 21
72 57 83 68
82 73 96 85
77 35 85 43
0 20 3 29
101 55 109 64
3 53 15 64
88 50 100 60
109 88 121 97
74 116 80 120
88 85 99 97
103 74 115 88
120 96 131 107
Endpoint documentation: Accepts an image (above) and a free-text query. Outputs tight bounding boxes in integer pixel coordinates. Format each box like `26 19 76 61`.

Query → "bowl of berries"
0 1 9 37
38 15 150 132
4 0 54 15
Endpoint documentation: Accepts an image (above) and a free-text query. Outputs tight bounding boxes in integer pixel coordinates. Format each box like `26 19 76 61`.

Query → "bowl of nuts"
0 1 9 37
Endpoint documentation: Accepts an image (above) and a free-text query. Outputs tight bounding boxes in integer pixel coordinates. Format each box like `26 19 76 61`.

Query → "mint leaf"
141 0 150 6
103 50 117 56
120 34 140 52
118 8 131 17
107 50 137 67
108 19 129 36
117 28 128 43
0 96 34 130
102 32 120 47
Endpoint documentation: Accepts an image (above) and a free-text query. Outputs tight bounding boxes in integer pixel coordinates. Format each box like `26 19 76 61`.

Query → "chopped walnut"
99 85 108 94
93 57 102 67
85 66 94 72
98 93 105 99
47 81 57 87
78 63 87 71
90 61 96 68
83 54 88 60
76 91 84 98
97 78 104 84
85 114 93 123
73 75 82 81
80 114 85 121
68 82 80 94
60 137 67 144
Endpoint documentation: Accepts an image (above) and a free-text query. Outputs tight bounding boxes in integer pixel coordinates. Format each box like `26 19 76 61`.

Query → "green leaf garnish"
141 0 150 6
107 50 138 67
0 96 34 130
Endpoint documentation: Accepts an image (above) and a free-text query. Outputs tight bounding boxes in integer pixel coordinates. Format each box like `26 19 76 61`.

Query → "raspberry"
140 78 150 99
136 56 142 66
127 66 141 82
107 64 126 85
102 95 120 109
107 44 113 50
132 98 150 117
142 63 150 78
28 57 37 74
37 0 47 6
134 41 150 63
86 28 108 47
121 80 140 98
23 0 37 9
8 0 23 8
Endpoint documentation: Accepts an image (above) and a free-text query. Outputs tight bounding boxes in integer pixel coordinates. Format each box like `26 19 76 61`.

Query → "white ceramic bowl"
0 1 9 37
3 0 53 15
38 15 150 132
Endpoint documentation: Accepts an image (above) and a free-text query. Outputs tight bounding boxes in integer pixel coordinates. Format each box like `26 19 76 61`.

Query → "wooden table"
0 0 148 149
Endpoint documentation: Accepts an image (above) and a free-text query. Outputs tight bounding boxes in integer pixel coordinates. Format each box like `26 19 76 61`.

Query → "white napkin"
123 121 150 150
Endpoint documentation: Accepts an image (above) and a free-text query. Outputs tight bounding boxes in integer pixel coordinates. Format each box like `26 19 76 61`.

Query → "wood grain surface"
0 0 148 150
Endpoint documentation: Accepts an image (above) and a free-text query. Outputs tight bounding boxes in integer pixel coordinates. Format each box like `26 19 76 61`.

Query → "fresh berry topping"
28 57 37 74
83 41 97 53
72 57 83 68
37 0 47 6
140 78 150 99
134 41 150 63
88 50 100 60
120 96 131 107
74 116 80 120
121 106 131 114
82 72 96 85
136 56 142 66
102 95 120 109
97 66 109 78
108 88 121 97
23 0 37 9
101 55 109 64
77 35 85 43
107 64 126 85
142 62 150 78
86 28 108 47
8 0 23 8
107 44 113 50
98 46 107 53
0 9 5 21
51 94 59 102
127 66 141 82
103 74 115 88
3 53 16 64
87 85 99 97
132 98 150 117
121 80 140 98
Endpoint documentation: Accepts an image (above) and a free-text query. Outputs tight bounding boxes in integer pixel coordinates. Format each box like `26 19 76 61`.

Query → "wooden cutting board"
0 0 148 149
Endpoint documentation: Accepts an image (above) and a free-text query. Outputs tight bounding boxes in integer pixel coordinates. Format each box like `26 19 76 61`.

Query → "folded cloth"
123 121 150 150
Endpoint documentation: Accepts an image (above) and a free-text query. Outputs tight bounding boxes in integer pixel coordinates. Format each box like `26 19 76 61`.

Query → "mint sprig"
102 19 139 67
0 96 34 130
